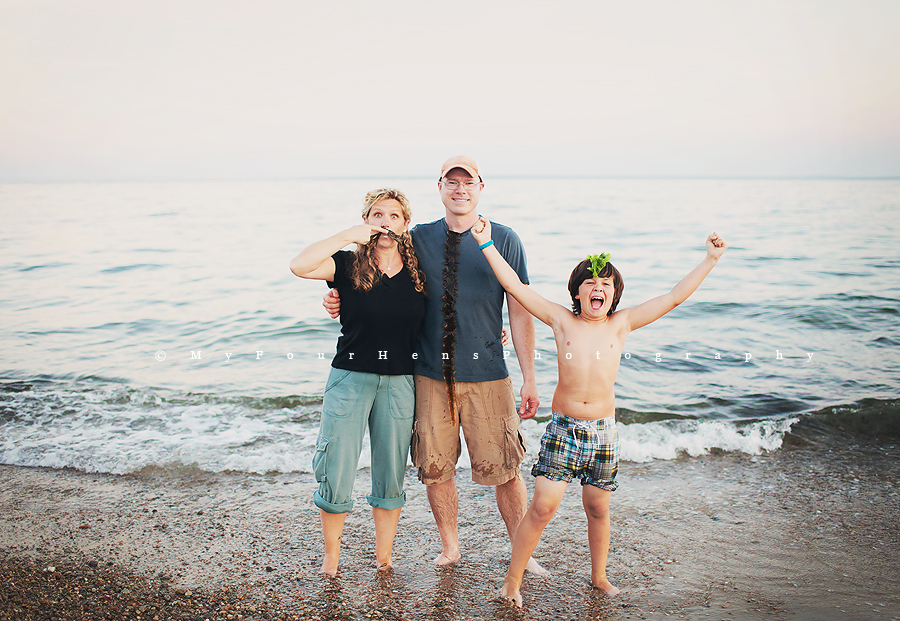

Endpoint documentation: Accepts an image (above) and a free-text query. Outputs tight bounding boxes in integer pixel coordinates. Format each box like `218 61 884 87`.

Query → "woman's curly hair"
350 188 426 294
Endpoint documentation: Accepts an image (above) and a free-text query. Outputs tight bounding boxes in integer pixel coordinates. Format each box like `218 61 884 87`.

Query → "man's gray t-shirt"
410 218 529 382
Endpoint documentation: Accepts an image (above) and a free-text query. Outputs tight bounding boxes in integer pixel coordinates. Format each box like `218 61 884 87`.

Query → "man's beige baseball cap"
439 155 481 180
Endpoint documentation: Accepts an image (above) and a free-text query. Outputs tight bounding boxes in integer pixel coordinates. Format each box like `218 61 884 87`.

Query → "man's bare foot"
591 577 620 597
433 549 461 566
500 579 523 608
524 557 550 577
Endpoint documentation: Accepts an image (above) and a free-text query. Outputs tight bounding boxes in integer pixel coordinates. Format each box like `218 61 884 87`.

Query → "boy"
470 217 727 606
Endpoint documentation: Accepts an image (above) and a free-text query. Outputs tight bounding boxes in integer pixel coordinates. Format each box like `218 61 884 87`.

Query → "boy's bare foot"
591 577 620 597
433 550 461 566
525 557 550 577
376 560 393 572
500 579 523 608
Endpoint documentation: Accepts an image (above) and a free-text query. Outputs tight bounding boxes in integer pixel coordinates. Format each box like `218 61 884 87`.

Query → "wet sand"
2 437 899 620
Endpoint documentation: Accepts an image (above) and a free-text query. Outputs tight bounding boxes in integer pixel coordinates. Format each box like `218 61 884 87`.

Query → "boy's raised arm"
623 233 727 332
471 217 564 328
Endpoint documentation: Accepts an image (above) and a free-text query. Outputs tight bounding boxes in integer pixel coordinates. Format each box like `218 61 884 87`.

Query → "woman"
289 188 426 576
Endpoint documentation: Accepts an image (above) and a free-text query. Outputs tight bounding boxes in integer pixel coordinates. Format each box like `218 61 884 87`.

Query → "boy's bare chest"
554 320 624 361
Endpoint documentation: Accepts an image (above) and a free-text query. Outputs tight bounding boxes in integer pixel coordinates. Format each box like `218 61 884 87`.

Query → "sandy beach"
2 433 899 621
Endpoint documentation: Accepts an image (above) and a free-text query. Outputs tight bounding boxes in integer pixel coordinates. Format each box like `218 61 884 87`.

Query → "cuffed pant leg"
367 374 415 511
313 369 378 514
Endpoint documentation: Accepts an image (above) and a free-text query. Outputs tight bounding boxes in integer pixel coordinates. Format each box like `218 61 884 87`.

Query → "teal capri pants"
312 368 415 514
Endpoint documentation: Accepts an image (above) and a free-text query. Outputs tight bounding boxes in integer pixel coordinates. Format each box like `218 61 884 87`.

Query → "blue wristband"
478 240 494 250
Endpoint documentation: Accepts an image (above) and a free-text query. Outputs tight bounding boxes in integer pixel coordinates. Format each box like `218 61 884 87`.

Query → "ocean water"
1 178 898 475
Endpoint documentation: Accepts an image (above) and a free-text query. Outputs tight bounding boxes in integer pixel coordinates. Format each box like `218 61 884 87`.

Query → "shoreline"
2 439 899 620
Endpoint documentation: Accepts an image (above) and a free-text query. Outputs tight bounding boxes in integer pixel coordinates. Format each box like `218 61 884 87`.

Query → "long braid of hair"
441 230 462 425
397 231 426 294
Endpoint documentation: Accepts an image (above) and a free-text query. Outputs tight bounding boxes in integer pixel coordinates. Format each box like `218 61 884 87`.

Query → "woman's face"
364 198 408 245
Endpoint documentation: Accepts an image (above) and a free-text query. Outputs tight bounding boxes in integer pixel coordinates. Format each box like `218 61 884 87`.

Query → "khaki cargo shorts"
410 375 526 486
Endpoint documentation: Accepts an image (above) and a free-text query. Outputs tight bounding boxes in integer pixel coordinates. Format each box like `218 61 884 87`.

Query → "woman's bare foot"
591 577 620 597
500 578 523 608
319 564 338 577
525 557 550 577
376 560 393 572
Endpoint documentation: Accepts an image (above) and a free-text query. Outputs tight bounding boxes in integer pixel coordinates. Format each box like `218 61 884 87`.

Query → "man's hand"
707 232 728 261
518 379 540 419
323 289 341 319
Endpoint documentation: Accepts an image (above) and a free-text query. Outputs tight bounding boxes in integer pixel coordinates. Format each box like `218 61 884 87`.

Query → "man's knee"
417 462 456 486
495 470 522 489
426 476 456 492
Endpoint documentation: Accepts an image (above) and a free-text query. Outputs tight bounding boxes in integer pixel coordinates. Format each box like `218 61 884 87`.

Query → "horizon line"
2 174 899 184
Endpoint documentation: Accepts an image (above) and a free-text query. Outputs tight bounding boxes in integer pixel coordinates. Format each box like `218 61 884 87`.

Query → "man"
325 156 546 573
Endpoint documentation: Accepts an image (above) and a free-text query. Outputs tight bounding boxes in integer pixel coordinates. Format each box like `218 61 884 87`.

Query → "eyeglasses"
441 180 480 190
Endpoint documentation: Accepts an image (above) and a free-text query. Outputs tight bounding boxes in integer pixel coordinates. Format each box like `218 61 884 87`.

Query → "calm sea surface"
1 179 898 474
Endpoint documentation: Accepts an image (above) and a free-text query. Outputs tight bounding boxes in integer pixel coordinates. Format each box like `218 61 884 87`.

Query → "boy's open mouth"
590 295 604 311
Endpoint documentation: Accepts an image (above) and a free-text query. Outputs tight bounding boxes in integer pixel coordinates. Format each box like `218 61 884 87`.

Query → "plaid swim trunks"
531 412 619 491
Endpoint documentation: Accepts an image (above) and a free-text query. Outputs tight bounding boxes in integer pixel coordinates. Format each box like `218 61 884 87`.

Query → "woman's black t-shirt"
326 250 425 375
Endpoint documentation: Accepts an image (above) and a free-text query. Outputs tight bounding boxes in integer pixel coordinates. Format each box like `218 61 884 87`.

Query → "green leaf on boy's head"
586 253 611 278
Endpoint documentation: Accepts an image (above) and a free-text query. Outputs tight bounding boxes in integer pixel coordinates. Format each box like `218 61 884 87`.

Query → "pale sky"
1 0 899 181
